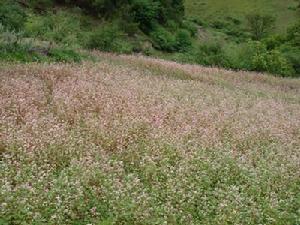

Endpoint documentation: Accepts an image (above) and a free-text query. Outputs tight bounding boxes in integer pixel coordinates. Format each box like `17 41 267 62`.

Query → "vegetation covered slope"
181 0 300 77
0 0 299 77
185 0 299 32
1 54 300 224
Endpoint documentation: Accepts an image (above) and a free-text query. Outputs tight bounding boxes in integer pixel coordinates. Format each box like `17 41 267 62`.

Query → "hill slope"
1 0 299 77
1 54 300 224
185 0 299 32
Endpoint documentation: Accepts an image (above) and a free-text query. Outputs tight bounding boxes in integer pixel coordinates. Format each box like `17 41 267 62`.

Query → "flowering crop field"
1 54 300 224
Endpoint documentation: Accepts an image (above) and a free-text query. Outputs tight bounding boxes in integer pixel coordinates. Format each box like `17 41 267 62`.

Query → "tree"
130 0 161 32
246 13 275 40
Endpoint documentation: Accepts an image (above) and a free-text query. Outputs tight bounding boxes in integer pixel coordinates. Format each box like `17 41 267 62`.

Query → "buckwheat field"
1 53 300 225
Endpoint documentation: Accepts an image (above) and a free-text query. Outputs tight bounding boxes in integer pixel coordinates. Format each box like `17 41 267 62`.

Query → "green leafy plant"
150 27 177 52
48 48 82 62
286 21 300 47
87 24 122 51
182 19 198 37
233 41 295 76
175 29 192 52
25 11 83 48
280 44 300 76
131 0 161 33
0 1 27 31
246 13 275 40
194 42 230 67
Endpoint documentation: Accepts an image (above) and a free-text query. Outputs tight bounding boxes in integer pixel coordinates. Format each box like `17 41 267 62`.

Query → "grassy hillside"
185 0 299 32
0 0 299 77
1 54 300 224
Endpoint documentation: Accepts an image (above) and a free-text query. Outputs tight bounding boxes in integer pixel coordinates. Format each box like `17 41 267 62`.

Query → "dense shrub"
252 50 294 76
150 27 177 52
262 35 285 50
165 20 179 32
209 18 248 43
194 42 230 67
151 27 192 53
182 19 198 37
86 25 120 51
57 0 184 32
159 0 184 23
190 17 207 27
226 16 241 25
224 28 248 43
28 0 54 9
175 29 192 52
0 25 42 62
130 0 161 33
56 0 120 15
0 1 27 31
0 24 82 63
48 48 82 62
25 11 83 48
286 21 300 47
229 41 295 76
119 19 140 37
280 44 300 76
0 44 42 62
211 20 228 30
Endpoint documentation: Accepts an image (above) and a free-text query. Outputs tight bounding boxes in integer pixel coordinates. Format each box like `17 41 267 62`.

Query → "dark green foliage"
226 16 241 25
228 41 295 76
88 0 119 14
119 19 140 37
151 27 192 52
190 17 207 27
286 21 300 47
211 19 227 30
252 49 294 76
0 24 82 63
0 25 38 62
28 0 54 9
48 48 82 62
280 44 300 75
24 11 84 48
0 43 42 62
246 13 275 40
262 35 285 50
278 22 300 76
194 42 230 67
209 18 248 43
175 29 192 52
131 0 161 33
0 43 82 63
55 0 185 33
159 0 184 23
182 19 198 37
86 24 133 53
0 0 27 31
86 25 121 51
150 27 177 52
0 0 298 77
224 28 248 43
165 20 179 32
56 0 120 15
